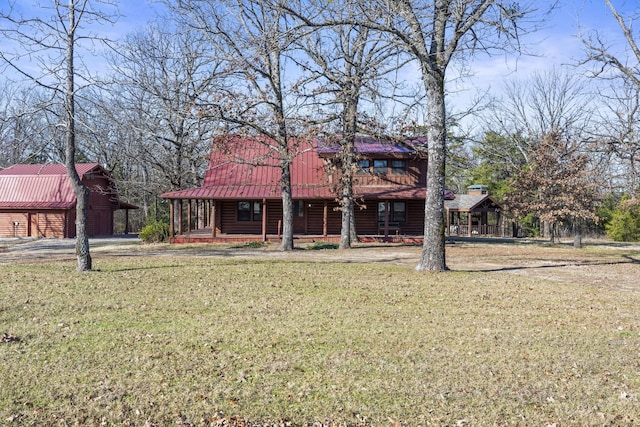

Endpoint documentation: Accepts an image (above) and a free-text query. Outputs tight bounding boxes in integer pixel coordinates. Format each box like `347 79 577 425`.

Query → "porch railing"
448 224 499 236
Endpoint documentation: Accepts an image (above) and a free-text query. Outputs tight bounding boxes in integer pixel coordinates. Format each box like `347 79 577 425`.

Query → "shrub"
519 212 540 238
138 221 170 243
230 241 268 249
306 241 339 250
606 198 640 242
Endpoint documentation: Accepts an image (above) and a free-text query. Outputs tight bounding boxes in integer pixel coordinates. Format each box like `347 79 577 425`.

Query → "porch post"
178 200 183 235
445 209 450 236
195 200 199 230
211 200 217 238
323 201 328 237
169 201 175 236
205 201 210 228
262 198 267 242
124 209 130 234
467 211 472 236
384 200 390 238
187 200 192 234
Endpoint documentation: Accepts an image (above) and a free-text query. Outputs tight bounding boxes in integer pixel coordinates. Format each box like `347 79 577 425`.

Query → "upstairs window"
238 201 262 221
391 159 407 174
357 159 371 174
373 159 388 174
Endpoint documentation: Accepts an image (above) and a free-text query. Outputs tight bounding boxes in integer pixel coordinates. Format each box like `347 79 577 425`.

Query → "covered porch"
165 197 425 244
444 185 503 237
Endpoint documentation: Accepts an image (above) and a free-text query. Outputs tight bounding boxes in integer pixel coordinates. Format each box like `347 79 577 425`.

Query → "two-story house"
160 135 433 243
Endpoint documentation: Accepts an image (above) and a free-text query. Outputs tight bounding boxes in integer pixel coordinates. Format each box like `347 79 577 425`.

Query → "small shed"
445 185 502 236
0 163 137 238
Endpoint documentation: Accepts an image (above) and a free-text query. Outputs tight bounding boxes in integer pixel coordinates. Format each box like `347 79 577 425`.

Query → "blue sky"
444 0 639 121
3 0 637 124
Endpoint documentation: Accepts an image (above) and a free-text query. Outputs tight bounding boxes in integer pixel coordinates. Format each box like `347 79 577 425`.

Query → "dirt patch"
2 237 639 291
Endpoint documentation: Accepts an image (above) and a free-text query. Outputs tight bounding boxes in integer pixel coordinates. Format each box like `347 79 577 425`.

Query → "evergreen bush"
606 198 640 242
139 221 170 243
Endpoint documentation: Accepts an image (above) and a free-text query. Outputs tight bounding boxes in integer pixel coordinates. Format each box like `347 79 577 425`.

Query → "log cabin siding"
352 199 424 235
352 158 426 187
404 200 426 234
353 200 379 234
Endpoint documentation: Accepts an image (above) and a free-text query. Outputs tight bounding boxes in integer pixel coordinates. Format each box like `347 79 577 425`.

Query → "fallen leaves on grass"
1 333 20 343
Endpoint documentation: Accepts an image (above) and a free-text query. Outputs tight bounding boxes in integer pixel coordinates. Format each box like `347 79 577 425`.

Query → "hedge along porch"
161 136 432 243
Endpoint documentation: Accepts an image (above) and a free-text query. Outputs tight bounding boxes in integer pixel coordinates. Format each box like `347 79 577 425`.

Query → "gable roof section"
0 163 137 210
162 137 333 200
0 174 76 209
445 194 501 212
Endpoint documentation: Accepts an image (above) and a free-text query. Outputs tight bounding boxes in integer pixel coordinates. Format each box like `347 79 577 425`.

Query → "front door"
293 200 306 234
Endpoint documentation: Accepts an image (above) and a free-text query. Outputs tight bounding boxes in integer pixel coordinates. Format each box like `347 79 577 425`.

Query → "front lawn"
1 251 639 425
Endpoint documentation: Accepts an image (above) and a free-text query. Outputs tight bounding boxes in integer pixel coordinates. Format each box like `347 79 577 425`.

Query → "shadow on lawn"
471 255 640 273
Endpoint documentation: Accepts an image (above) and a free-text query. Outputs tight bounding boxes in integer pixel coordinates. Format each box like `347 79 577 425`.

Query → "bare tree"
580 0 640 195
591 81 640 195
292 19 404 249
482 68 593 166
275 0 546 270
365 1 546 271
0 84 52 166
1 0 117 271
110 23 221 192
168 0 307 251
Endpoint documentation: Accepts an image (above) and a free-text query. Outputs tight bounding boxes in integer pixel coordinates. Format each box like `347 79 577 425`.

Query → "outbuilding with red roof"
0 163 137 238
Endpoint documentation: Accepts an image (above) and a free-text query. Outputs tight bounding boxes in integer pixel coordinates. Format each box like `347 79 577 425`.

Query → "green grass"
1 254 639 425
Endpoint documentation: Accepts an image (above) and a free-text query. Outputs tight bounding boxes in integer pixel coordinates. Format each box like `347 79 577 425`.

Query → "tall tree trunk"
280 157 294 251
65 0 91 271
340 193 353 249
339 92 359 249
349 203 358 243
416 71 447 271
573 218 583 249
339 135 355 249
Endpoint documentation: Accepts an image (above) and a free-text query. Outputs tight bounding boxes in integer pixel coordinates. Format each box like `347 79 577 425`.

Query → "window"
357 159 370 174
391 159 407 174
377 202 386 222
293 200 305 217
392 201 406 222
378 201 407 222
238 201 262 221
373 159 388 174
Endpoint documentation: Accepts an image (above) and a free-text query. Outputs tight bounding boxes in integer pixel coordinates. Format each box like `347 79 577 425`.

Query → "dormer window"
391 159 407 174
357 159 371 174
373 159 388 174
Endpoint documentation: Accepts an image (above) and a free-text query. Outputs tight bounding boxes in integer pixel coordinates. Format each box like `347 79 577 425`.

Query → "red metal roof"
0 163 138 210
0 163 102 176
0 174 76 209
161 136 430 201
317 135 427 155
